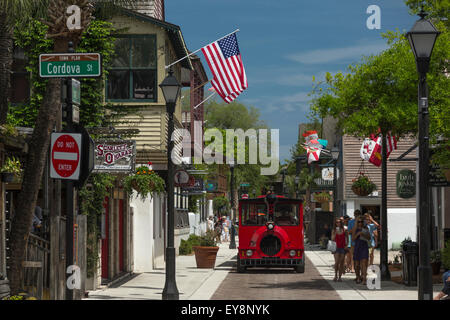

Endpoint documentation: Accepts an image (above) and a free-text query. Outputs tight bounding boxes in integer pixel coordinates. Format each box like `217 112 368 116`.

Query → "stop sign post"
50 133 82 180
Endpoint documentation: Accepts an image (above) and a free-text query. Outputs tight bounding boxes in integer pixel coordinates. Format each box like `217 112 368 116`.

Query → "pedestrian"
433 269 450 300
342 215 352 273
207 215 214 232
352 217 370 285
214 220 222 244
363 211 379 266
222 216 229 242
331 218 348 282
320 224 331 249
346 210 362 273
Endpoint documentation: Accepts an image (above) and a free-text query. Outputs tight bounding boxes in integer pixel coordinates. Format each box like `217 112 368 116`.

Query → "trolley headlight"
267 223 274 230
289 250 296 257
246 249 253 257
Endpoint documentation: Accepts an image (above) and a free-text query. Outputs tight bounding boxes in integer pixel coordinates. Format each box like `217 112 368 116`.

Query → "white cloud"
285 41 388 64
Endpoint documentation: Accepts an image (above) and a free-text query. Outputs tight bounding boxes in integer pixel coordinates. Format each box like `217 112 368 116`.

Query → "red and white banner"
360 132 397 167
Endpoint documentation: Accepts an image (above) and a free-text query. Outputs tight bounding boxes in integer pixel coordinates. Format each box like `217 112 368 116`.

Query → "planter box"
431 261 441 275
193 246 219 268
388 264 402 272
1 172 14 183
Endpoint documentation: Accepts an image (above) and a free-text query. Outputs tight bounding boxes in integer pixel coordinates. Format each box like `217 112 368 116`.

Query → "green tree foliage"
204 100 273 195
79 173 115 278
205 100 267 130
309 26 448 138
10 19 126 128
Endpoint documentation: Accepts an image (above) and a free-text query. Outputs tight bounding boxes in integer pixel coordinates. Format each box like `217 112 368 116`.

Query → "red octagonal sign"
50 133 82 180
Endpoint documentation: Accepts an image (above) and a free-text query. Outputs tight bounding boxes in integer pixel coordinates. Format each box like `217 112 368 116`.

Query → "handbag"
327 240 337 253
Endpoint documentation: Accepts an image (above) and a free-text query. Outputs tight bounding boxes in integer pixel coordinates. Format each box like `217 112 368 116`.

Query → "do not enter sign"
50 133 82 180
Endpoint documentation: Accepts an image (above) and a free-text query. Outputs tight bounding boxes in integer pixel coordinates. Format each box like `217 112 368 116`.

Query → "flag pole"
193 92 216 110
165 29 240 69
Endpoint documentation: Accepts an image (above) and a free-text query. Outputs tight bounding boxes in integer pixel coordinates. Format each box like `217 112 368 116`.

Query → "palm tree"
7 0 138 295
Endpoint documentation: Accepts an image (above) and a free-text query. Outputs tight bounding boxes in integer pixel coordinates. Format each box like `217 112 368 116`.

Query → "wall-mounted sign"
183 178 204 193
322 167 339 181
174 170 191 187
205 180 217 192
93 140 136 173
396 169 416 199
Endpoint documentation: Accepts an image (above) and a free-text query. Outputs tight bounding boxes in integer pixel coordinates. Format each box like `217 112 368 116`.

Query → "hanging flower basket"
351 174 377 197
123 165 165 201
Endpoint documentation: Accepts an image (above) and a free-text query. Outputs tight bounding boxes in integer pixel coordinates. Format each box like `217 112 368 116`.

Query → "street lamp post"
331 147 340 218
160 68 181 300
229 162 236 249
406 9 440 300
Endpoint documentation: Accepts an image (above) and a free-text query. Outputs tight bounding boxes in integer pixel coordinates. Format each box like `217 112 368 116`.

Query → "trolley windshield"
241 202 299 226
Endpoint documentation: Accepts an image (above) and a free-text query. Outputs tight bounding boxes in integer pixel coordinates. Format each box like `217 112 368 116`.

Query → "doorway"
361 205 380 224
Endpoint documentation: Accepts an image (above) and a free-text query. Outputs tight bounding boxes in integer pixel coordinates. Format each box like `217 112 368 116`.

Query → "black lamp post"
406 9 440 301
294 175 300 198
229 162 236 249
331 146 340 217
160 68 181 300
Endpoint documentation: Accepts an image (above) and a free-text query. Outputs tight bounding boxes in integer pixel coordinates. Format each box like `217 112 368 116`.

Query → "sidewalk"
84 241 237 300
306 245 443 300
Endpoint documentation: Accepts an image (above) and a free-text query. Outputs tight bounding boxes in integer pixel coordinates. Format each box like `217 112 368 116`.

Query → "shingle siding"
342 135 417 208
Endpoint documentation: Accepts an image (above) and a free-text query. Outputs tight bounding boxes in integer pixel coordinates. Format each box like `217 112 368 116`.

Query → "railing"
22 233 50 300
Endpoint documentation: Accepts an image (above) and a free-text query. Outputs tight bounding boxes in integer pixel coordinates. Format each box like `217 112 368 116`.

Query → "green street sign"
396 169 416 199
39 53 101 78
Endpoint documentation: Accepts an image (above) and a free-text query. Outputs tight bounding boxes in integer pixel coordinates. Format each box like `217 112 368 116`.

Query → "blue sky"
165 0 418 163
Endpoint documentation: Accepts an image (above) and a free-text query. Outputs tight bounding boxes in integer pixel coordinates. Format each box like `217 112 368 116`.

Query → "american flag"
386 132 398 156
201 33 248 103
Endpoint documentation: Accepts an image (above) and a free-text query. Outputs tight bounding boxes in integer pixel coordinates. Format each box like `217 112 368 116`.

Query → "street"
84 241 443 301
211 256 340 300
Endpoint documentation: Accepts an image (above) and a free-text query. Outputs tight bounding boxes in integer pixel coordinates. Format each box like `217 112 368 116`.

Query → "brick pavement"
210 256 341 300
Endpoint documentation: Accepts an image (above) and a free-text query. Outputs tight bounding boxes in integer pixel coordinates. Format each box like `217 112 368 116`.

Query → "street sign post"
50 133 82 180
39 53 101 78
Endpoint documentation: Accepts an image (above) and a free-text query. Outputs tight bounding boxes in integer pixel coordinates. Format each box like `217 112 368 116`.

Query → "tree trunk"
8 40 67 295
0 10 12 125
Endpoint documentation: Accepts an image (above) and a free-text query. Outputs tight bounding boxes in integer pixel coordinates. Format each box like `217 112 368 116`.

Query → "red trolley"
237 193 305 273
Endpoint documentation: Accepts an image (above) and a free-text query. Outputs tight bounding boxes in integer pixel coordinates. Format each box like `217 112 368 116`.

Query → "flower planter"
388 264 402 272
131 179 155 194
351 185 371 197
193 246 219 268
1 172 15 183
431 261 441 275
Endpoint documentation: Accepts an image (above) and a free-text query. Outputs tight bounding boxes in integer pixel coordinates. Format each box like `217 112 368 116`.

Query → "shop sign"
396 169 416 199
93 140 136 173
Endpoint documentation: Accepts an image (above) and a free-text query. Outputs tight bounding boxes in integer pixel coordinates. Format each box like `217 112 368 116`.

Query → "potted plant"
351 173 377 196
123 163 165 201
430 250 442 275
0 156 22 183
192 230 220 268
